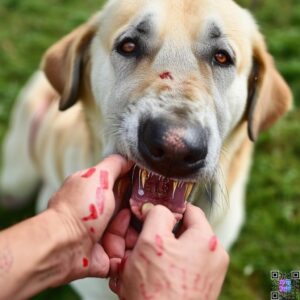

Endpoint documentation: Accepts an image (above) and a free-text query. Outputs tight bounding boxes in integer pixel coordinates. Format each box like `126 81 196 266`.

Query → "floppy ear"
42 21 96 111
247 33 292 141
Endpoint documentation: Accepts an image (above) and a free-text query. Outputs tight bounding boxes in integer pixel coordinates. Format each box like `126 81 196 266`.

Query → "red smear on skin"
96 187 105 214
82 257 89 268
90 227 95 234
117 257 128 274
209 235 218 252
81 167 96 178
82 204 98 222
155 234 164 256
100 170 109 189
159 71 173 80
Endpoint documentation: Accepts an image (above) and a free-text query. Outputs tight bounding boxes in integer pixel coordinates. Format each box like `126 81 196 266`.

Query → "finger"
110 250 132 295
125 226 138 249
109 276 121 295
102 209 131 258
97 155 134 189
179 203 214 242
89 243 110 277
141 205 177 238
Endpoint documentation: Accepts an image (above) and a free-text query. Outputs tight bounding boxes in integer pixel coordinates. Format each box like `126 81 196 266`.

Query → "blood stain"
81 167 96 178
155 234 164 256
81 204 98 222
96 187 105 214
159 71 173 80
82 257 89 268
209 235 218 252
100 170 109 189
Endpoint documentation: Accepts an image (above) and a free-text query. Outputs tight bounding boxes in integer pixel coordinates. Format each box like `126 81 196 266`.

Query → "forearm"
0 209 89 300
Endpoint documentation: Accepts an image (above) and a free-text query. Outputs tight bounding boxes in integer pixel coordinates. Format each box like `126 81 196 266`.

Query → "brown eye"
213 50 233 66
121 41 136 54
117 38 139 56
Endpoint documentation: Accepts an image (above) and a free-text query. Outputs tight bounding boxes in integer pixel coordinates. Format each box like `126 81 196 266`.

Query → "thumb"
89 243 110 277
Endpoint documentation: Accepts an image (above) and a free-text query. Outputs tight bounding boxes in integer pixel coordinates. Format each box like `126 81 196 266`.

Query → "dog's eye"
213 50 233 66
117 38 138 56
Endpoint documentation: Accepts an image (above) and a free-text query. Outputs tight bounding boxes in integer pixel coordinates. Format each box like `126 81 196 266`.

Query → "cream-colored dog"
0 0 292 299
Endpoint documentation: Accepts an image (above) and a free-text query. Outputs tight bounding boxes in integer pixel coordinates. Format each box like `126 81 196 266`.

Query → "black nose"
138 118 208 177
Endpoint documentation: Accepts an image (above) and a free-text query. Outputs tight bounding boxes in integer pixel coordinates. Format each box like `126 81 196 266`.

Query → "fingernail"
142 203 154 216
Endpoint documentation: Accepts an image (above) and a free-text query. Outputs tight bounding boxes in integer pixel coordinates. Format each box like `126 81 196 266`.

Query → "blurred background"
0 0 299 299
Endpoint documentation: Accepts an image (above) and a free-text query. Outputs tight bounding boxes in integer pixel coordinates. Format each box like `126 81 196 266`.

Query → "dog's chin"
125 164 196 222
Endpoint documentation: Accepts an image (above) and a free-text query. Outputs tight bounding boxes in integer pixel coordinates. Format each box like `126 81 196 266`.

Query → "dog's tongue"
129 166 194 221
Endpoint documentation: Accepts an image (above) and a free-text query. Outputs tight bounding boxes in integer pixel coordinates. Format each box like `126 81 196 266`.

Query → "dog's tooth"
141 169 148 188
138 188 145 196
172 180 178 199
131 165 137 183
184 183 194 201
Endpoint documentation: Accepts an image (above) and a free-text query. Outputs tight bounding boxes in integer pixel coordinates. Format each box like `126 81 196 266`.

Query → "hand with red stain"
46 155 133 280
106 204 229 300
0 155 135 300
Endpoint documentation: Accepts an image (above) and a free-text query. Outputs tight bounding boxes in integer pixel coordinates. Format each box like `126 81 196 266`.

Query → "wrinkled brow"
116 15 154 42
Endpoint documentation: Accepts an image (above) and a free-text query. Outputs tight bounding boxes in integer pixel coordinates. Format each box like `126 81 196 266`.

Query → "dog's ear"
42 21 96 111
247 32 292 141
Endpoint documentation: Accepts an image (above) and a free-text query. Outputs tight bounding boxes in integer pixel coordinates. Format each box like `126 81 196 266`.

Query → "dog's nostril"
184 146 207 164
149 144 164 159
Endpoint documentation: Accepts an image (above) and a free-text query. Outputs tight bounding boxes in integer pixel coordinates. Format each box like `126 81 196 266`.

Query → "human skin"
0 155 132 300
0 154 229 300
105 204 230 300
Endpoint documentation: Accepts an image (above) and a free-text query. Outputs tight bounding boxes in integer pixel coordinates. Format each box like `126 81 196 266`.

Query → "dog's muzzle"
138 117 208 177
127 117 209 221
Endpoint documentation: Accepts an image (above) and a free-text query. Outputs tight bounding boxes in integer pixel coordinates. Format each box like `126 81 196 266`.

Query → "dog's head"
42 0 292 220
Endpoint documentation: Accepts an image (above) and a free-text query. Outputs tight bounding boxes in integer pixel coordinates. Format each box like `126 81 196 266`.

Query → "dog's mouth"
126 165 195 221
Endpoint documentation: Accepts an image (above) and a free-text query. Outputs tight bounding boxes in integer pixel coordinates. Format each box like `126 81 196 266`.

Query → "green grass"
0 0 299 299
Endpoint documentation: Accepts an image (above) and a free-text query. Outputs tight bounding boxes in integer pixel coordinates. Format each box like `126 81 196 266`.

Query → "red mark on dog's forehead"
82 257 89 268
159 71 173 80
209 235 218 252
82 204 98 222
155 234 164 256
81 167 96 178
100 170 109 189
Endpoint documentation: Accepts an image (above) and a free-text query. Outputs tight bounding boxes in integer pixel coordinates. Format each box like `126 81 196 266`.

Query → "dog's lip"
128 164 195 221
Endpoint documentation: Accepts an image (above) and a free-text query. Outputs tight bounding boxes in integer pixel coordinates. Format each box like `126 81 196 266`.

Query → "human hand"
105 204 229 300
47 154 133 281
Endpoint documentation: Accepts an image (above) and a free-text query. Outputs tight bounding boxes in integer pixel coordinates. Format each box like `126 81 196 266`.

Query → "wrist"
23 209 91 293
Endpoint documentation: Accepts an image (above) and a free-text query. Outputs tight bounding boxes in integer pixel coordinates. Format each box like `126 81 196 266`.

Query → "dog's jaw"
129 165 195 221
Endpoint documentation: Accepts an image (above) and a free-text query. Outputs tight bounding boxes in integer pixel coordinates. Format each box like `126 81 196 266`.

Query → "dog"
0 0 292 299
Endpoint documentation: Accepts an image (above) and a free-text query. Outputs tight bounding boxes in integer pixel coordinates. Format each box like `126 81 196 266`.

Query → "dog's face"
43 0 291 219
91 0 253 181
